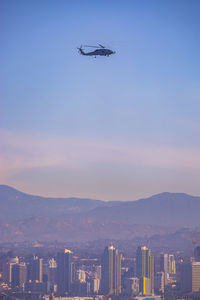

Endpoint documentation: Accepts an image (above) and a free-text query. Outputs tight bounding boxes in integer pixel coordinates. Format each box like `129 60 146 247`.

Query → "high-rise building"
2 257 19 284
160 253 176 285
154 272 164 294
95 265 101 280
124 277 139 296
11 263 27 288
160 254 168 285
77 269 86 283
91 278 100 294
48 258 57 285
168 254 176 274
194 246 200 262
101 245 121 295
139 277 152 296
27 256 43 282
136 246 154 295
192 261 200 292
49 258 57 268
180 260 192 293
56 249 72 296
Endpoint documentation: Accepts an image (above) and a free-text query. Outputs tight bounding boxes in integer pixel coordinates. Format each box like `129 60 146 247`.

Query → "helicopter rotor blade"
82 44 110 49
98 44 105 48
83 45 100 48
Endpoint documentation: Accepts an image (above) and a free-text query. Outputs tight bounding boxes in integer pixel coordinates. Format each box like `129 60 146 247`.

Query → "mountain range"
0 185 199 243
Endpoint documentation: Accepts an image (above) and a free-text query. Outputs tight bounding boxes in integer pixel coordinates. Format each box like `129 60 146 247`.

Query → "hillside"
0 185 122 221
0 185 199 242
86 192 200 227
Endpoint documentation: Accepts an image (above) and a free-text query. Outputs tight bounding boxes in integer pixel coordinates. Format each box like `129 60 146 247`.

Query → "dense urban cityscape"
0 241 200 300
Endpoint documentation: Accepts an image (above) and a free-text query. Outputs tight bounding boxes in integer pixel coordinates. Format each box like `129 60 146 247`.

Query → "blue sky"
1 0 200 200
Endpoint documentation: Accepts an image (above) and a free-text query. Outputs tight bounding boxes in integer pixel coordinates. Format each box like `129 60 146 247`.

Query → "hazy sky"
1 0 200 200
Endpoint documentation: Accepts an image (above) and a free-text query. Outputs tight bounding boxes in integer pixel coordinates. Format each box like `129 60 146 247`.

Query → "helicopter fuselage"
79 48 115 57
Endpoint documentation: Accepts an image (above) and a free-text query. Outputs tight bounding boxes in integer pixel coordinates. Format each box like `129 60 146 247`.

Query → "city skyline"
1 0 200 200
1 241 200 299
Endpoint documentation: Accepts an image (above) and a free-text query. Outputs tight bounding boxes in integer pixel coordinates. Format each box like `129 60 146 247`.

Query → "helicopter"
77 44 116 57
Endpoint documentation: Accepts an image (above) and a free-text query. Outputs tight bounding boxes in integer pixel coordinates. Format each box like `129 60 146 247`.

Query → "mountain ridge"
0 185 199 243
1 184 198 203
0 184 121 221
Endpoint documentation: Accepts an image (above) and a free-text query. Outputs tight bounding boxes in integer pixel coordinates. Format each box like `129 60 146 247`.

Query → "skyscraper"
160 253 169 285
27 256 43 282
136 246 154 295
11 263 27 288
180 260 192 293
192 261 200 292
2 257 19 284
154 272 164 294
160 253 176 285
194 246 200 262
101 246 121 295
168 254 176 274
57 249 72 296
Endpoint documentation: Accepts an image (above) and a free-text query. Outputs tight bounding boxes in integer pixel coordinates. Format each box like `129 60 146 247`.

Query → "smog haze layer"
1 0 200 200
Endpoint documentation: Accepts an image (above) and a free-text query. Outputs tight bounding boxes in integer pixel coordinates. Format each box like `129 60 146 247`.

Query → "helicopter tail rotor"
77 45 85 55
